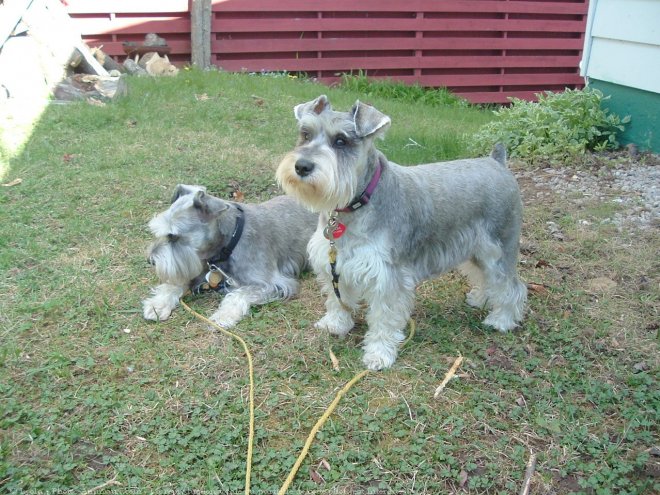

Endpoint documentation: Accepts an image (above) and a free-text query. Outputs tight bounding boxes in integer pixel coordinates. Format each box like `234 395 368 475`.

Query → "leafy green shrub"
340 71 469 108
471 88 630 165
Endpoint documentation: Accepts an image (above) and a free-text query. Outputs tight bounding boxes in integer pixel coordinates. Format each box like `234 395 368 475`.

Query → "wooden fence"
67 0 588 104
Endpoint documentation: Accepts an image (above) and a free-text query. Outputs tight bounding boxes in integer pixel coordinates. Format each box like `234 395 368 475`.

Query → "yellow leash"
179 299 255 495
277 368 370 495
180 298 416 495
278 320 415 494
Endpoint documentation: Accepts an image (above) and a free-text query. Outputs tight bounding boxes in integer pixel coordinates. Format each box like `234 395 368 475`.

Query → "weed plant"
471 88 631 165
341 72 470 108
0 70 657 494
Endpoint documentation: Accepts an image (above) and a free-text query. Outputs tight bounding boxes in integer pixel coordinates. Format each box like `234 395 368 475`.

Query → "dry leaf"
310 468 324 484
233 190 245 203
527 282 549 294
195 93 210 101
63 154 75 163
1 178 22 187
586 277 617 292
319 459 331 471
459 469 469 487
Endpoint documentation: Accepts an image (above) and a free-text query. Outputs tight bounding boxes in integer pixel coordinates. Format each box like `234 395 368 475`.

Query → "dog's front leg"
143 283 186 321
315 293 355 337
209 285 280 328
313 270 356 337
362 276 416 371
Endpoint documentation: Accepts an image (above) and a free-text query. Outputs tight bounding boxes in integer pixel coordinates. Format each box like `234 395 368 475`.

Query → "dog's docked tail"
490 143 507 167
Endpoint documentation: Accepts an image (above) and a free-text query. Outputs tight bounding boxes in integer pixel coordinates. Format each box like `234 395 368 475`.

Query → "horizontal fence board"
212 0 587 15
215 37 584 54
66 0 189 14
72 17 190 35
212 18 584 34
419 73 584 87
218 61 582 87
81 39 191 57
216 55 581 72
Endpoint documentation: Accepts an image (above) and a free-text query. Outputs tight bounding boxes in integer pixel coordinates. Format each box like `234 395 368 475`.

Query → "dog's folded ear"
171 184 207 204
294 94 331 121
192 190 230 217
352 101 391 139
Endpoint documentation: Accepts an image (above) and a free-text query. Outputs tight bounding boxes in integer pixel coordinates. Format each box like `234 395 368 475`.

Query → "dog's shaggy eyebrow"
327 118 358 140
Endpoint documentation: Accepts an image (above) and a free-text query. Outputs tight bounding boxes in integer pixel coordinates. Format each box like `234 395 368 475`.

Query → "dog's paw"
209 310 240 329
142 298 174 321
483 311 517 332
466 288 488 309
362 346 397 371
314 313 354 337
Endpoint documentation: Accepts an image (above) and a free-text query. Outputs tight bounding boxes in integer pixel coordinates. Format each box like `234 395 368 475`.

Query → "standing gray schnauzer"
277 95 527 370
143 184 317 328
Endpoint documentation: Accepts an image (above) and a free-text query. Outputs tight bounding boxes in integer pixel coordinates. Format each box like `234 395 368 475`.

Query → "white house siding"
581 0 660 94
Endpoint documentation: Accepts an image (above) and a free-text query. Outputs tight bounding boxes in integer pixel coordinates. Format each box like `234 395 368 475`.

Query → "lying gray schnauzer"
277 95 527 370
143 184 317 328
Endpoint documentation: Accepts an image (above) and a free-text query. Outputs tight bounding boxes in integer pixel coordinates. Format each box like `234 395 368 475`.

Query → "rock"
123 58 148 76
144 33 167 47
143 53 179 76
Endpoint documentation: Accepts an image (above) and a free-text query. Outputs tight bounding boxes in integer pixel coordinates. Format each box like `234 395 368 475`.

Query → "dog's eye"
167 234 179 242
333 136 348 148
301 131 311 142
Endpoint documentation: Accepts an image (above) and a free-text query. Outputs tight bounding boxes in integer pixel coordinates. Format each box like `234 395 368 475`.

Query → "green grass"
1 70 657 494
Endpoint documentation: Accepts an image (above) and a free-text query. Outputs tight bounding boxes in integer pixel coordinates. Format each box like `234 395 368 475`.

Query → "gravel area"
516 153 659 231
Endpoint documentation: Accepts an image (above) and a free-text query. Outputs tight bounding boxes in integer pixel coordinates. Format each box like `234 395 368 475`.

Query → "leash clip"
323 213 338 240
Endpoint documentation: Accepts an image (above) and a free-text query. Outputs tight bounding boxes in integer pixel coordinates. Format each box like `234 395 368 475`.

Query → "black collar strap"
208 204 245 266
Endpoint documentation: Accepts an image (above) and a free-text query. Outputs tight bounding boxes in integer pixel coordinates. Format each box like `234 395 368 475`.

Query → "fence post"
191 0 211 68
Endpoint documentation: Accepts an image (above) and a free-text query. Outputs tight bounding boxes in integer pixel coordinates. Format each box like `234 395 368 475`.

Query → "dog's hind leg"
474 238 527 332
143 283 186 321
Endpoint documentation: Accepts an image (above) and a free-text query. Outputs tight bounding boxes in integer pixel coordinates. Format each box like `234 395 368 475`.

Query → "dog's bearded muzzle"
276 151 355 213
147 240 205 285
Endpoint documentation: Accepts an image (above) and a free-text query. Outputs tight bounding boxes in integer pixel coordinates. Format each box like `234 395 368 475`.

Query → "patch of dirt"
514 150 659 231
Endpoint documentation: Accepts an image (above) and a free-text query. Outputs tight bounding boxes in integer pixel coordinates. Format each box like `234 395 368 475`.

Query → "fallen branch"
328 347 340 372
433 356 463 398
519 451 537 495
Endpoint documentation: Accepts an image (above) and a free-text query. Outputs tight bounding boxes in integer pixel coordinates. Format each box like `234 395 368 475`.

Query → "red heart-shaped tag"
332 222 346 239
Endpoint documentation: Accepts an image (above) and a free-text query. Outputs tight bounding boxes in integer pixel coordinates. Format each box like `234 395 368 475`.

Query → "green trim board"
588 79 659 152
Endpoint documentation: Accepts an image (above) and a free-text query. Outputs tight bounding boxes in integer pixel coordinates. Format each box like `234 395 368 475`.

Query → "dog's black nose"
295 158 315 177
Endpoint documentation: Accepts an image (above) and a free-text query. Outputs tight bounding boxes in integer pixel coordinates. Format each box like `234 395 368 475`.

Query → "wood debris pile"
0 0 179 106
